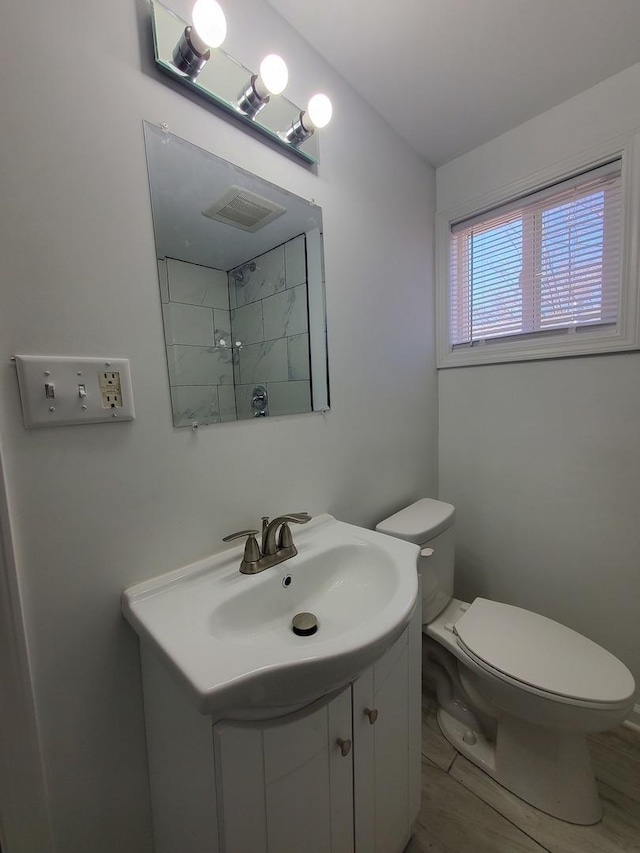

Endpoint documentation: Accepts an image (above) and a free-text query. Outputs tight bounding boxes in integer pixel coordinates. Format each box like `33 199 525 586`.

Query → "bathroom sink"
122 513 419 716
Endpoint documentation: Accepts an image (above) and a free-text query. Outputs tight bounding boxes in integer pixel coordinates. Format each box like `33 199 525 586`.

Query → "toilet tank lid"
455 599 636 705
376 498 455 543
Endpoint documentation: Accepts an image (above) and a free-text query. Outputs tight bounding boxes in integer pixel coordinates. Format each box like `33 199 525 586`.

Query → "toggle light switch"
78 384 87 398
44 383 55 399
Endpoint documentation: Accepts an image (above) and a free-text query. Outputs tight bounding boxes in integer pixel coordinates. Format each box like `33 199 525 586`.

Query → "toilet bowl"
376 499 636 825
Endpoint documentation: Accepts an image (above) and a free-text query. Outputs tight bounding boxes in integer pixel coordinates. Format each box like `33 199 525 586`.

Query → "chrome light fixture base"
236 76 270 119
172 26 210 79
283 113 314 147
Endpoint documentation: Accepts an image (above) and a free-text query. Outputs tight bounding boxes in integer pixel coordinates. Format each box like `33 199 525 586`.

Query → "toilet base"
437 708 602 825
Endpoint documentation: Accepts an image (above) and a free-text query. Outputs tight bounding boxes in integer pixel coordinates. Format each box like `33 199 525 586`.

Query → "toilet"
376 498 636 825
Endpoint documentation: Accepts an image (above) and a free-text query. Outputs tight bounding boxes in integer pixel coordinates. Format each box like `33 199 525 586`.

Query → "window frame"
436 134 640 368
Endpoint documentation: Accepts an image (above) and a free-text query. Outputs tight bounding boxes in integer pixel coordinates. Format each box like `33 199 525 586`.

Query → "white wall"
0 1 437 850
437 65 640 696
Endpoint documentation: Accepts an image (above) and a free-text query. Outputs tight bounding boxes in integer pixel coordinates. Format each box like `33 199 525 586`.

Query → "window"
437 152 639 367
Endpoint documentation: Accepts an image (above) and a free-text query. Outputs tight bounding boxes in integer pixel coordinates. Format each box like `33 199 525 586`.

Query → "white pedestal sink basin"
122 513 419 716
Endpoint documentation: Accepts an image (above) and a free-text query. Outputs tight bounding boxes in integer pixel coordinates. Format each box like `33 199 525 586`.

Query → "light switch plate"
14 355 135 428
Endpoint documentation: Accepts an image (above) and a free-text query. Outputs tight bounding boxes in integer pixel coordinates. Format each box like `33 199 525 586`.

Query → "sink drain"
292 612 318 637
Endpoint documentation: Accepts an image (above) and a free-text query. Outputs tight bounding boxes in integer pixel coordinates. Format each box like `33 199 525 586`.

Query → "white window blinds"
449 161 622 347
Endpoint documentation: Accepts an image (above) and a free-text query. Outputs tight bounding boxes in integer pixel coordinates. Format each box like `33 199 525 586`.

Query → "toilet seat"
454 598 635 709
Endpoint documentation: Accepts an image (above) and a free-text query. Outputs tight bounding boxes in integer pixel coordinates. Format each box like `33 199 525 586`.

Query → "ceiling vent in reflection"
202 185 286 232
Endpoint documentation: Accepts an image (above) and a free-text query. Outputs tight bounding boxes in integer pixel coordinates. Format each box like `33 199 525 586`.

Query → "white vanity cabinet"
214 686 354 853
140 601 421 853
353 599 422 853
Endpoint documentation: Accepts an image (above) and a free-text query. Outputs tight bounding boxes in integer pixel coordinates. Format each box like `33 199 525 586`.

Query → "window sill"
437 328 639 368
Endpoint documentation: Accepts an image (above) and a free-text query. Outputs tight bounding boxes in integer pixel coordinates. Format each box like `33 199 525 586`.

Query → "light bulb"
237 54 288 117
306 93 333 129
281 92 332 146
191 0 227 51
255 54 289 98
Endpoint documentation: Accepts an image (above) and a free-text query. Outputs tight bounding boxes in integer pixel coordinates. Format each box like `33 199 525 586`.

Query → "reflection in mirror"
143 122 329 427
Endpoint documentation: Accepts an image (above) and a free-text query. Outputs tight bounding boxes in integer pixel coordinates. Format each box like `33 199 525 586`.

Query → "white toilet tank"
376 498 455 624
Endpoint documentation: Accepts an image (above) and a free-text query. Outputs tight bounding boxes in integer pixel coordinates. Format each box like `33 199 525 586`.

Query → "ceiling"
267 0 640 166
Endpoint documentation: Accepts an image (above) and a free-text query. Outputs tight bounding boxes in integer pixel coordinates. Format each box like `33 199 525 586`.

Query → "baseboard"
625 704 640 731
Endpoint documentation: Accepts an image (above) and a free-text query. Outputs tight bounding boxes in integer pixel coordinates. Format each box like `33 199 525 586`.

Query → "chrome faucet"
223 513 311 574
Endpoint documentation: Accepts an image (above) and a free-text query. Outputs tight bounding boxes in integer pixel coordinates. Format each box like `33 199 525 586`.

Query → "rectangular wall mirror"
143 122 329 427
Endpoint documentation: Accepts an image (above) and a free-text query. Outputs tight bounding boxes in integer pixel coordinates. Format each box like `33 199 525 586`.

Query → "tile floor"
407 691 640 853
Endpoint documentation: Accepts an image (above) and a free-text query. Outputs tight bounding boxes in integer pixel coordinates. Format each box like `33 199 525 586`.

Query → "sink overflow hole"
282 575 292 588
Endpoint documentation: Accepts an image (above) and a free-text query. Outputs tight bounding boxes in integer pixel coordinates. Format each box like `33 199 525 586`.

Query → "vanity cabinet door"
353 606 422 853
214 686 354 853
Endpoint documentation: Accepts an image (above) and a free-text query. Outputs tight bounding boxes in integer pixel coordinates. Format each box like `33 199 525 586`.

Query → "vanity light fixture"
237 54 289 119
172 0 227 79
151 0 332 162
282 93 333 146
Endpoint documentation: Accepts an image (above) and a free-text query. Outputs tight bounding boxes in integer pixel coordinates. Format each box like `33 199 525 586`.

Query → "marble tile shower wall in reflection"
229 235 312 419
160 257 237 427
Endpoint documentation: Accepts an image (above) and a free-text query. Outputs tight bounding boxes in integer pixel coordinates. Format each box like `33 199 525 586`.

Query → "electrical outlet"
14 355 135 428
99 372 123 408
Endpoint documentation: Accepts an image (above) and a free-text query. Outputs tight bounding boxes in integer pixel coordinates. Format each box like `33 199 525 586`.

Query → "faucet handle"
223 529 260 542
278 513 311 523
222 529 262 570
